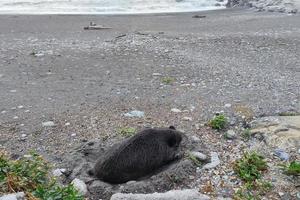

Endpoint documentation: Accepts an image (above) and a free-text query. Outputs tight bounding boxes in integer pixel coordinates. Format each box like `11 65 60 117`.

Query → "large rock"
250 116 300 149
226 0 298 13
110 189 210 200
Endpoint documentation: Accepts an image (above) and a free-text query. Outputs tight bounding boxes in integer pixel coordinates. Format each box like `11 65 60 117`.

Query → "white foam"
0 0 226 14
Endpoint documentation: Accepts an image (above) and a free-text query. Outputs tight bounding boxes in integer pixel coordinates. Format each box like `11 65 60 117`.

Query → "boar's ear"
169 126 176 130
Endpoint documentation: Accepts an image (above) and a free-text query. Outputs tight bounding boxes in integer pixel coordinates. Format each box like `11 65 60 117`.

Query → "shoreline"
0 8 299 159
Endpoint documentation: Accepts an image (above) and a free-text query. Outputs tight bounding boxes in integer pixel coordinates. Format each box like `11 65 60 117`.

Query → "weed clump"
0 151 83 200
233 152 271 199
118 127 136 137
241 128 251 141
234 152 268 182
280 161 300 176
161 77 176 84
208 114 228 130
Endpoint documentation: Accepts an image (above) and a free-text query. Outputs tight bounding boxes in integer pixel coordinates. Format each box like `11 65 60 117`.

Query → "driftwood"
84 22 112 30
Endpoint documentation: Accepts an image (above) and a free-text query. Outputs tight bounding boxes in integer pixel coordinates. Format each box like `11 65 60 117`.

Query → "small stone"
190 135 201 142
34 52 44 57
65 122 70 126
71 133 76 137
0 192 25 200
17 105 24 109
297 192 300 200
183 117 192 121
1 110 7 114
190 151 207 161
152 73 162 76
124 110 145 118
53 168 66 177
225 130 236 139
298 149 300 154
274 149 289 161
24 110 30 113
71 178 87 196
21 134 26 138
9 90 17 93
195 123 200 130
42 121 55 127
224 103 231 108
13 116 18 119
171 108 182 113
203 152 220 169
278 192 284 197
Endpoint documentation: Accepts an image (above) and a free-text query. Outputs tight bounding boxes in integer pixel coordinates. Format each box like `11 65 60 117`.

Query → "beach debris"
84 22 112 30
116 34 126 39
42 121 55 127
124 110 145 118
192 15 206 18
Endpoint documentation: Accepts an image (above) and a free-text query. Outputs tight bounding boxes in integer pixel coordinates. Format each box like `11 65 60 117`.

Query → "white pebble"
190 151 207 161
53 168 66 177
224 103 232 108
71 133 76 137
171 108 182 113
65 122 70 126
1 110 7 114
71 178 87 195
42 121 55 127
21 134 27 137
182 117 193 121
13 116 19 119
17 105 24 109
152 72 162 76
9 90 17 93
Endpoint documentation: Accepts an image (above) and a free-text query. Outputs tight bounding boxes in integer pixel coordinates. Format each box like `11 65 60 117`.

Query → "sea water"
0 0 226 14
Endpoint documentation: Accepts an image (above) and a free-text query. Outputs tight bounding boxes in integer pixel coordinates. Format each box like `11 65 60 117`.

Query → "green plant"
278 112 299 116
241 129 251 141
234 152 268 182
0 151 83 200
233 180 272 200
187 152 202 167
33 183 83 200
280 161 300 176
118 127 136 137
209 114 228 130
161 77 176 84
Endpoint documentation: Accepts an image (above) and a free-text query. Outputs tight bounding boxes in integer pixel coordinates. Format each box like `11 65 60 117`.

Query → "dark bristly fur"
90 126 183 184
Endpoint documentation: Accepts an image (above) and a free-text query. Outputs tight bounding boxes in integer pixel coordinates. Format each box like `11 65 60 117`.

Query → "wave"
0 0 227 14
